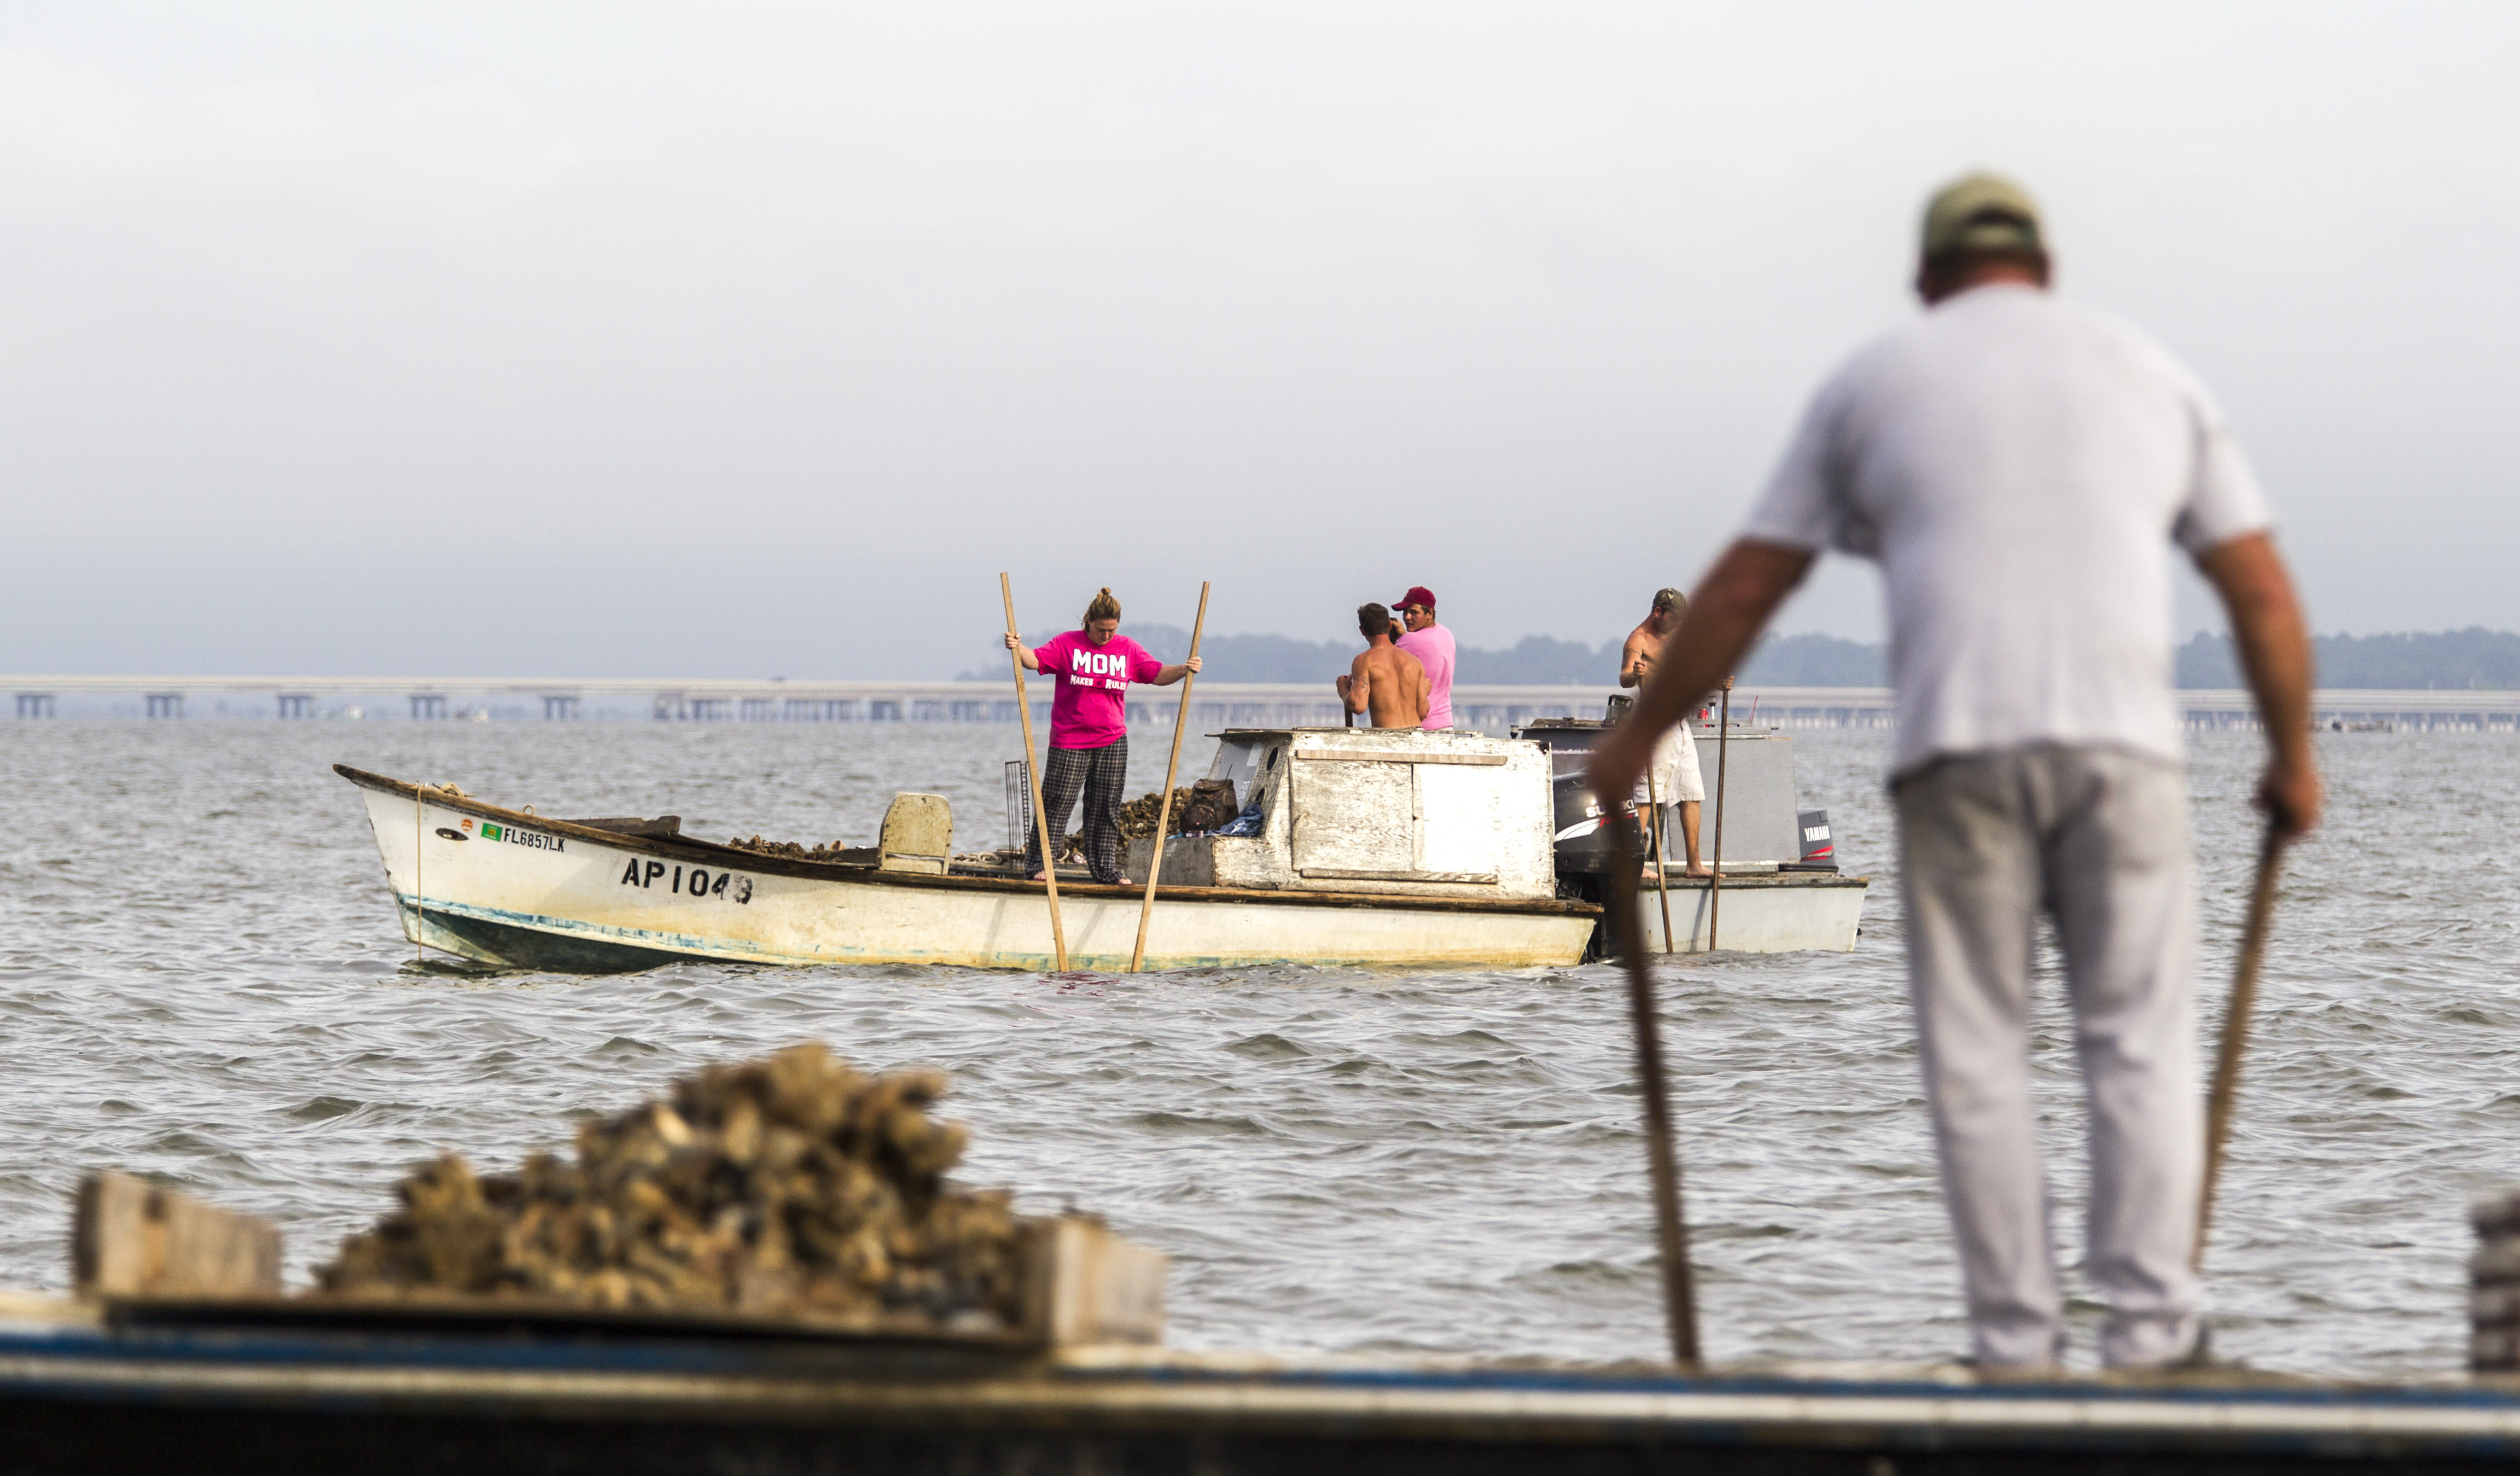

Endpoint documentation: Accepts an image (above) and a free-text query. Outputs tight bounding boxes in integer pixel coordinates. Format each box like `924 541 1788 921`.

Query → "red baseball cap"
1393 586 1436 611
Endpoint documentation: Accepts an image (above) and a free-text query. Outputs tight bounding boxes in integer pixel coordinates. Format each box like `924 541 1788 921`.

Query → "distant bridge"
8 676 2518 731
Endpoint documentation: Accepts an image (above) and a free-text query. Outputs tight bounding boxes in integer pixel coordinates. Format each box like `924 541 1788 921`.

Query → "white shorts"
1634 722 1704 805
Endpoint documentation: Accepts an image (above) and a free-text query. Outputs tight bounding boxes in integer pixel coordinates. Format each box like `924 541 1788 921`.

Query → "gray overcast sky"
5 3 2516 678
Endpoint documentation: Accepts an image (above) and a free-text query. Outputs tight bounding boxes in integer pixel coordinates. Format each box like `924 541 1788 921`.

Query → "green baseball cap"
1920 172 2044 258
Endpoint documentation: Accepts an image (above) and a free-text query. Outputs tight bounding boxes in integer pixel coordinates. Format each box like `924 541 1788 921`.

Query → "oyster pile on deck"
724 835 858 861
1115 788 1198 840
317 1043 1025 1327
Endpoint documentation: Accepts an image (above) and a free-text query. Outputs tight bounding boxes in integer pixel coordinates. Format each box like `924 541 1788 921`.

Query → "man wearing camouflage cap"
1620 586 1714 876
1592 173 2320 1370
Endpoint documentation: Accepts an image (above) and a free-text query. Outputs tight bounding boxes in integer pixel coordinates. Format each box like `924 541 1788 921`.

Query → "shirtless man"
1335 603 1430 729
1620 587 1722 876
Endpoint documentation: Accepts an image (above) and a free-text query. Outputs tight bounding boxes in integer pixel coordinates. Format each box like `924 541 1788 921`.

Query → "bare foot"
1031 870 1049 881
1684 864 1714 879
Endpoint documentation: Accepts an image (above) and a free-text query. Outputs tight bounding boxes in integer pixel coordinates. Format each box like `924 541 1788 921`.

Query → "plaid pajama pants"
1023 739 1130 884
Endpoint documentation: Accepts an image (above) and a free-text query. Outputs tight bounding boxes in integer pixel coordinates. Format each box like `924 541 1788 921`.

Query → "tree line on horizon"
968 625 2520 690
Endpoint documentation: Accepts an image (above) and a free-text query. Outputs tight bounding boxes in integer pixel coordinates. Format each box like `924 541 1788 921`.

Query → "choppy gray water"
1 719 2513 1375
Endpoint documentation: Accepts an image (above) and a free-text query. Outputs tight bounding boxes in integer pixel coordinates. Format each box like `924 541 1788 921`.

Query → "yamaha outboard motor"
1791 807 1837 871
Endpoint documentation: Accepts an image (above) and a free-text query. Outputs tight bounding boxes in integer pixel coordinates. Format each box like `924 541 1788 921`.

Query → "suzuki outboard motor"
1551 771 1644 875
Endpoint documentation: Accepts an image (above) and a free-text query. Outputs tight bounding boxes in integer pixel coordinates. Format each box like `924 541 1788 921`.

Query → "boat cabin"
1516 716 1822 873
1124 727 1558 901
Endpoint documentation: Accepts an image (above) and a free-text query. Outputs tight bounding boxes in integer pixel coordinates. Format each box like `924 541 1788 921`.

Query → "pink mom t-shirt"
1394 622 1456 728
1034 630 1163 748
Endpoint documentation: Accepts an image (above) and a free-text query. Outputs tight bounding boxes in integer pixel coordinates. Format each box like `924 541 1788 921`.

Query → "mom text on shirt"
1065 650 1134 688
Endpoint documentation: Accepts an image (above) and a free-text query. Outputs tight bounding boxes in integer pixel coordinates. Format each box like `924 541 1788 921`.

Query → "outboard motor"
1520 717 1658 962
1547 768 1646 963
1550 771 1644 876
1791 807 1837 871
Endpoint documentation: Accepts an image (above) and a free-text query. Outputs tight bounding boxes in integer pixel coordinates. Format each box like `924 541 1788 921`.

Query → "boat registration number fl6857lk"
437 816 569 851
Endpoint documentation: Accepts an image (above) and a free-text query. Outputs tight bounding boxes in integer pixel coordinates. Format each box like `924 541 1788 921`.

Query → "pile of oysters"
318 1043 1025 1328
1115 788 1200 840
724 835 858 861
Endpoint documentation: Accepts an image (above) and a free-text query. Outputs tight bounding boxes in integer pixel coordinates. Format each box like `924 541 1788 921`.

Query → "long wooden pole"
414 781 426 967
1000 574 1068 973
1707 686 1731 951
1130 583 1209 973
1645 765 1674 954
1600 768 1702 1367
2195 820 2286 1271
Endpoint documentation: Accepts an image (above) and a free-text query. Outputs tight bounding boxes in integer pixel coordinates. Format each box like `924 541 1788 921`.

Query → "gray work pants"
1894 745 2202 1368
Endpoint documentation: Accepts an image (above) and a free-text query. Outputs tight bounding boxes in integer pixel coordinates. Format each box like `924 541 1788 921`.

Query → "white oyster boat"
335 724 1864 973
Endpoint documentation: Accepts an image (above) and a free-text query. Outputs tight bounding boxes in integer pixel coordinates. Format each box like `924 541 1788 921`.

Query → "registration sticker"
476 821 565 852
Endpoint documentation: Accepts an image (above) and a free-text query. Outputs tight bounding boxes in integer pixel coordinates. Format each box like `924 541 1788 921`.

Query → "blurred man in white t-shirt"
1592 173 2320 1373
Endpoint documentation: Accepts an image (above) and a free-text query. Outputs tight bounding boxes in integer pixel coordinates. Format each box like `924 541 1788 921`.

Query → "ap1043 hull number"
619 859 753 905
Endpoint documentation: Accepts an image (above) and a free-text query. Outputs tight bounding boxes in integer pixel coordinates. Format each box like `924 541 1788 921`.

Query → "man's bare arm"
2197 531 2322 838
1415 661 1431 724
1345 654 1371 713
1591 540 1813 803
1619 634 1650 689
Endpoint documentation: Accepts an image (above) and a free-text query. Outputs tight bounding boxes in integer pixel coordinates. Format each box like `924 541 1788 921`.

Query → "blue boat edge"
5 1291 2518 1473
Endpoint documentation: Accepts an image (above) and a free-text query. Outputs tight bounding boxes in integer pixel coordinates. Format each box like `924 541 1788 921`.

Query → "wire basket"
1004 759 1032 852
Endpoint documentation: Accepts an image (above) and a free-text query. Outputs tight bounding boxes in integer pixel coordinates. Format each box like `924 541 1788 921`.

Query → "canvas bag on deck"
1178 778 1239 833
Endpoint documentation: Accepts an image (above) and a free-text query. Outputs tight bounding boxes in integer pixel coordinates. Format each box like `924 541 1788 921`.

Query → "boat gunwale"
336 763 1780 917
3 1320 2517 1456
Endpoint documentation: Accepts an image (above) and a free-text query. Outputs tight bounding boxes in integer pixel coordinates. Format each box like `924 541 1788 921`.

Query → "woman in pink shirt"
1003 588 1202 885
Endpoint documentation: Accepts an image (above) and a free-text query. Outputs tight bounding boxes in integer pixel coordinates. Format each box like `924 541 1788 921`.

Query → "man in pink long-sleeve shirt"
1391 585 1456 730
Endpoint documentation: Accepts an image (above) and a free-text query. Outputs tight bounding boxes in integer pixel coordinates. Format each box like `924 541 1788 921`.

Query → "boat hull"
1631 871 1869 954
348 771 1599 973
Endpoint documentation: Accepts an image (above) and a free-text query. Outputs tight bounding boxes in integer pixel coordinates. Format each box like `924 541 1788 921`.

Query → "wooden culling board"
75 1172 281 1299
